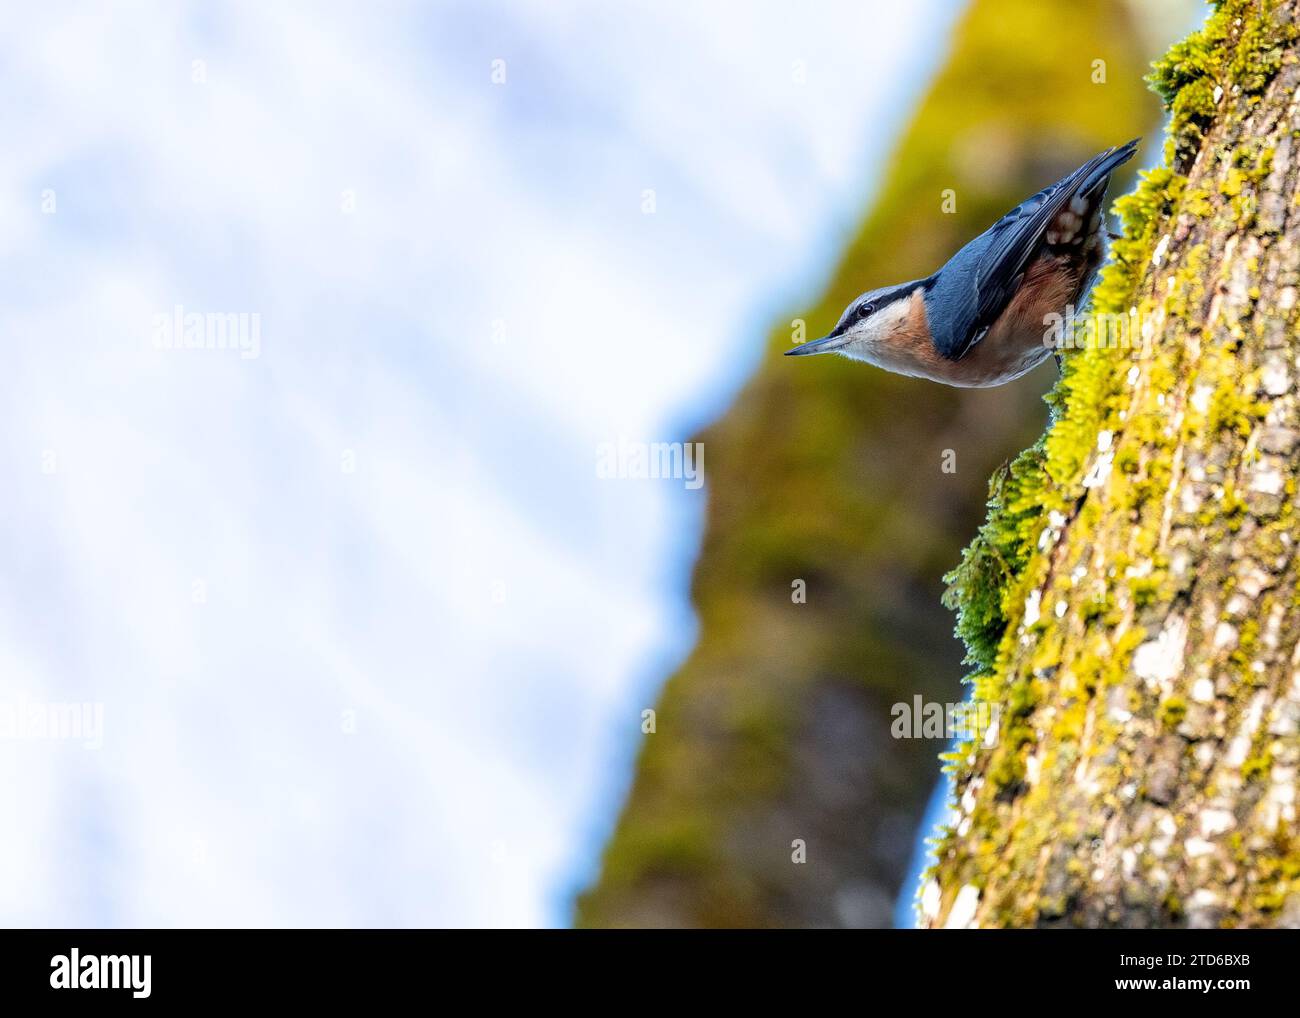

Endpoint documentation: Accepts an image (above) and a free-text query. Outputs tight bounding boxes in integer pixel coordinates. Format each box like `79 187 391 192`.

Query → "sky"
0 0 957 927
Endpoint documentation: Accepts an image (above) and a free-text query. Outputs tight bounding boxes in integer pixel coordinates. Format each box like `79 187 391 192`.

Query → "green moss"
1130 574 1162 607
1053 698 1089 742
1149 0 1298 159
1241 750 1272 780
1158 695 1188 729
1228 616 1265 682
1183 185 1216 218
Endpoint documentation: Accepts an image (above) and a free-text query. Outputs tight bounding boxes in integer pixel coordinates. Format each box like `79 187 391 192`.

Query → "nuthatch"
786 140 1139 386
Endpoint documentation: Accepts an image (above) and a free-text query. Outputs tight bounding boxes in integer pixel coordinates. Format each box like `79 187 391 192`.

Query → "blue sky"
0 0 960 926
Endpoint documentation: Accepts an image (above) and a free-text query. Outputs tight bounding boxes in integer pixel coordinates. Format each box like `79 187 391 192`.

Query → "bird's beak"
785 333 851 356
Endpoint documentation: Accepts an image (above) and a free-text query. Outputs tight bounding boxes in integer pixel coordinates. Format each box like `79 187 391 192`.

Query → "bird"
785 139 1139 387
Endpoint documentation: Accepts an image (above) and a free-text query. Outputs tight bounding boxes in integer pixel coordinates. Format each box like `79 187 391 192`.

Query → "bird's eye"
859 302 875 318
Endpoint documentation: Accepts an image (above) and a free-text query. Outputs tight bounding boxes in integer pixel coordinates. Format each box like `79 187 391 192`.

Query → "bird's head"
785 279 928 361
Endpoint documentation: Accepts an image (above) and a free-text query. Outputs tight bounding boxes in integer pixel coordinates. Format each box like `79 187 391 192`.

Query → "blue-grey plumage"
786 139 1139 387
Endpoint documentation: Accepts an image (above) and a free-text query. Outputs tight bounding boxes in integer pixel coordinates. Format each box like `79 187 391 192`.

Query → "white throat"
835 297 913 366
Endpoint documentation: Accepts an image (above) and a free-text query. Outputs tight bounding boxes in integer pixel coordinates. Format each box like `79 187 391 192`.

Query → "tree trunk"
927 0 1300 928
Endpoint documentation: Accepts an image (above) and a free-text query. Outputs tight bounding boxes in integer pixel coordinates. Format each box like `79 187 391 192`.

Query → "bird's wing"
932 139 1139 361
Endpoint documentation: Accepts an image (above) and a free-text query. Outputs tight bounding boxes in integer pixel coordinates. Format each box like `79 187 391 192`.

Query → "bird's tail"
1076 138 1140 201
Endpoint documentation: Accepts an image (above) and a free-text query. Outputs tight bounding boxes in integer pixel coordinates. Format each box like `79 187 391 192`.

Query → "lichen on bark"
929 0 1300 928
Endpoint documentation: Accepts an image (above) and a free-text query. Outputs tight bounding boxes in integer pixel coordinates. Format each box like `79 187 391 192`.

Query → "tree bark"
928 0 1300 928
